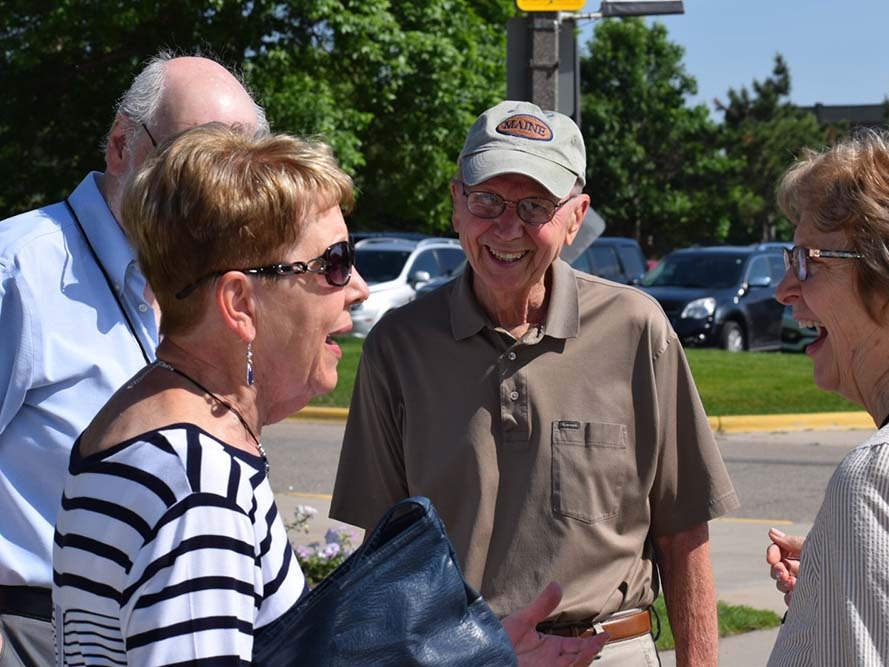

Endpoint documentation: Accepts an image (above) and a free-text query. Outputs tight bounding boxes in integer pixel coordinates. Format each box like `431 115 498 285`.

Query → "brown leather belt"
537 608 652 642
0 585 53 622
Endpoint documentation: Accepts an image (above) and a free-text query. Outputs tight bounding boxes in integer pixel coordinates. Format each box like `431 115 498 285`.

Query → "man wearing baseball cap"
331 101 738 666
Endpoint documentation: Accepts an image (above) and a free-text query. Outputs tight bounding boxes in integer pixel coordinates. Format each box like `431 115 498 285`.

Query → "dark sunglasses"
176 240 355 299
460 184 575 226
782 245 862 282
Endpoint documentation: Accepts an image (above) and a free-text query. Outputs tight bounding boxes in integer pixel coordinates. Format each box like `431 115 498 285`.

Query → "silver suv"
350 237 465 337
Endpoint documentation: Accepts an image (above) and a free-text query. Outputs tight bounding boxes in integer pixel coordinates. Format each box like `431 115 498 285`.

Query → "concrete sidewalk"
657 517 808 665
276 492 802 666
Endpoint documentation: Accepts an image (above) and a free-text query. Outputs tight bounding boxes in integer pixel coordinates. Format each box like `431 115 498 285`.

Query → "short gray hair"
101 50 269 152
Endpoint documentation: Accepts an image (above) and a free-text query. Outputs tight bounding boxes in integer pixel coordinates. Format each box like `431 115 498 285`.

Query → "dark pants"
0 614 54 667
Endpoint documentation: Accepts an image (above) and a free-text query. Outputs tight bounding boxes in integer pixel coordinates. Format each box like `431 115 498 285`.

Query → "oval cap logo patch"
496 114 553 141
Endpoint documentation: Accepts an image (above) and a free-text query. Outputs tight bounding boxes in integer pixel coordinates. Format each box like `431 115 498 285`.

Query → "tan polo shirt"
330 259 739 620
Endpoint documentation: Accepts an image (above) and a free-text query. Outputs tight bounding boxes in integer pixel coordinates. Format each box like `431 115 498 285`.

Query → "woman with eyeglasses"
766 129 889 666
50 123 606 666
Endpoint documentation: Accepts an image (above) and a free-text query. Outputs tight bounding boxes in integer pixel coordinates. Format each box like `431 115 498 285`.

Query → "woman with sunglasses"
51 123 606 665
766 129 889 665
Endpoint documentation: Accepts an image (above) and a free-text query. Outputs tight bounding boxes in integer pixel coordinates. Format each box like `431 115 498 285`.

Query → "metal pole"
529 13 560 111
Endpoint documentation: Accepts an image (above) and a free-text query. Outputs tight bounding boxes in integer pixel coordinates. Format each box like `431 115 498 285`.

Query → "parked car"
349 237 465 336
416 236 648 298
568 236 647 284
350 230 429 243
637 244 787 351
781 305 819 352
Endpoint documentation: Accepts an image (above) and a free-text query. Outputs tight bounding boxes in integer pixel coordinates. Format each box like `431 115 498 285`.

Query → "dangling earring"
246 341 255 386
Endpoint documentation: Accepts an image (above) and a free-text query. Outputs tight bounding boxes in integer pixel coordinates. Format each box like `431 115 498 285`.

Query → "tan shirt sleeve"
330 335 410 529
648 334 740 537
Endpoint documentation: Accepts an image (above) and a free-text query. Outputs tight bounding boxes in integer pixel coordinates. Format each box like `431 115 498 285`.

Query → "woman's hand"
766 528 805 607
501 582 609 667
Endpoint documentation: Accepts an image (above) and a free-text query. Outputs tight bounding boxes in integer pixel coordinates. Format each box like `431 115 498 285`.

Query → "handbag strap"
365 496 434 550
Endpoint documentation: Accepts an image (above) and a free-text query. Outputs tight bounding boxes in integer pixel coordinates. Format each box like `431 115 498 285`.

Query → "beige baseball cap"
458 100 586 198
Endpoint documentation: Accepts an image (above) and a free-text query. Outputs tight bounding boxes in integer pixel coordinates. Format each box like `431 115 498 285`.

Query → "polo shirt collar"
68 172 135 292
450 258 580 341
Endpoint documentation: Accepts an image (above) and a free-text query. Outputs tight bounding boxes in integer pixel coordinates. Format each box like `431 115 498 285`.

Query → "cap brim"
461 150 577 199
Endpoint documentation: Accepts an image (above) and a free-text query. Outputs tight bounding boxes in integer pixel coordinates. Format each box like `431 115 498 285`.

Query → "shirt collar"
450 258 580 341
67 172 136 291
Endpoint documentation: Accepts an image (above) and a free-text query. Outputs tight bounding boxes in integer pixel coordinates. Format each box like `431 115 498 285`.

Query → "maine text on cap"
496 114 553 141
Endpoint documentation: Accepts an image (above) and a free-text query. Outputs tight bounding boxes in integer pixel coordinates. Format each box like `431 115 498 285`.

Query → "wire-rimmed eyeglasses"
782 245 862 282
176 240 355 299
461 184 575 226
141 122 158 148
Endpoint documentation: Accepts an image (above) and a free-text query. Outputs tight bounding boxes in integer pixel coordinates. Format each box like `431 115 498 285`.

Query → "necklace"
154 359 269 473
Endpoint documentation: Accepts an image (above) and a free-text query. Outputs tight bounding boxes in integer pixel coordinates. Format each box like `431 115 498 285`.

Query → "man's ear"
449 180 463 234
563 195 590 246
105 114 130 177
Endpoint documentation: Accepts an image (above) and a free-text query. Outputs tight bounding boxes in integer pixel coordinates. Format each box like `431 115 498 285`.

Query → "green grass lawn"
685 349 859 415
652 595 782 651
310 339 859 416
308 337 364 408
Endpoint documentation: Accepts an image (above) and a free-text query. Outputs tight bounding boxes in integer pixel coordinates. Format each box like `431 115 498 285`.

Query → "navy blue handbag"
253 496 517 666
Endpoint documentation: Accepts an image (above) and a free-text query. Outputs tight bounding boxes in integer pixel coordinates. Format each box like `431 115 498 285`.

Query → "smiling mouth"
487 246 528 263
797 318 824 335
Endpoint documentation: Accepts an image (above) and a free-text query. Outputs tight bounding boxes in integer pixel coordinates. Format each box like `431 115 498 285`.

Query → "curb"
292 408 875 432
289 407 349 422
707 411 873 433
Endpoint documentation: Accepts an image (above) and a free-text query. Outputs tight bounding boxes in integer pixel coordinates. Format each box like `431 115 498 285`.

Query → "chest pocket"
551 420 629 524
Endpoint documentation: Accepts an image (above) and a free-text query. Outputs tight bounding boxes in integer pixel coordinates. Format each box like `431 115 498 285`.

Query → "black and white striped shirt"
768 426 889 666
52 423 305 665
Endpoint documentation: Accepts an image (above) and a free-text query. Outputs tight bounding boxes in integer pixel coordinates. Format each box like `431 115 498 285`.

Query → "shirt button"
509 391 519 401
507 352 517 361
138 304 148 313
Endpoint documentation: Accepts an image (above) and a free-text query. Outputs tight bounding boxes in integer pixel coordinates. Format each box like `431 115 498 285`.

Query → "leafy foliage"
579 19 738 257
0 0 515 232
288 504 357 587
715 55 831 243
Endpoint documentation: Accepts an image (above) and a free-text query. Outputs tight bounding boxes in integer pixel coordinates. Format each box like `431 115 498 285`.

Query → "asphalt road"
262 419 865 524
263 420 870 665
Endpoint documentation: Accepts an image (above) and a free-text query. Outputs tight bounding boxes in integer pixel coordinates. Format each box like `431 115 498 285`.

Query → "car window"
746 256 771 285
616 245 645 280
437 248 466 275
355 249 412 283
409 250 440 277
641 253 747 289
767 254 787 284
588 246 623 281
570 250 593 274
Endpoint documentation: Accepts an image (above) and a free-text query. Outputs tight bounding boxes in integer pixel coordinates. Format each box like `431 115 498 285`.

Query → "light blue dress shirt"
0 172 158 587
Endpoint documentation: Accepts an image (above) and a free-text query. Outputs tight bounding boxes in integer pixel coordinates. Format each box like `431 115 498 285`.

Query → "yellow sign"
516 0 585 10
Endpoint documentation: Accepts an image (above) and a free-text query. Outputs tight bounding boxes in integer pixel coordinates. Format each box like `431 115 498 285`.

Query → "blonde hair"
121 123 353 335
778 129 889 324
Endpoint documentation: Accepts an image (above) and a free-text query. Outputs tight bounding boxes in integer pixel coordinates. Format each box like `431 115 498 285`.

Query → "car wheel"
720 321 745 352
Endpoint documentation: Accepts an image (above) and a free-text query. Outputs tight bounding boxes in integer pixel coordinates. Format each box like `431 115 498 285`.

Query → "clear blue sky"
577 0 889 111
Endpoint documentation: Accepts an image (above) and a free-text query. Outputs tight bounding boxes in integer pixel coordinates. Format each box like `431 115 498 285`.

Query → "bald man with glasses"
0 52 267 666
331 101 739 667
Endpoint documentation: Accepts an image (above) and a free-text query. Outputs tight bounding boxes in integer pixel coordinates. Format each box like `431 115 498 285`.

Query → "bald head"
153 57 263 137
101 54 268 222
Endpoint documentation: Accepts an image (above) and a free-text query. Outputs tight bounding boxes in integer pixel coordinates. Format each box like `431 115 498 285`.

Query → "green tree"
252 0 514 234
580 18 738 257
0 1 514 233
716 54 829 243
0 0 276 214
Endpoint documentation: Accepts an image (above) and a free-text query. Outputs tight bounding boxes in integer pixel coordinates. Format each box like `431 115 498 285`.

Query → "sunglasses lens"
794 247 807 281
325 241 353 286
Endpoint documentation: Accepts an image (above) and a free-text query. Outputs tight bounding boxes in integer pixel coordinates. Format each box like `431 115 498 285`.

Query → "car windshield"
640 252 747 289
354 249 412 284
